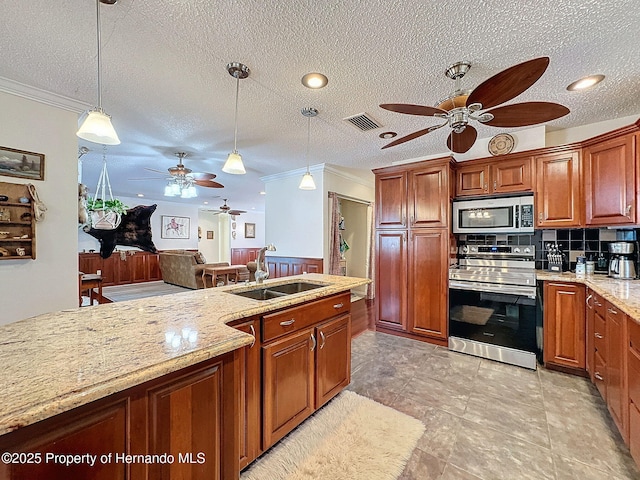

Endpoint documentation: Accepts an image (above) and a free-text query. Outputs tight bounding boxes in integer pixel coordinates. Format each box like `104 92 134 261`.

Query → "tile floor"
348 331 640 480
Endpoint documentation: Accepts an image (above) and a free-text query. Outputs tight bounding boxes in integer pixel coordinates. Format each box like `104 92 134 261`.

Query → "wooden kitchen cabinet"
455 156 534 197
79 251 161 286
0 352 240 480
375 230 407 331
535 150 582 228
628 318 640 464
407 228 449 341
375 170 407 228
232 317 261 470
261 293 352 450
543 282 586 371
606 302 628 442
373 158 451 345
584 134 637 226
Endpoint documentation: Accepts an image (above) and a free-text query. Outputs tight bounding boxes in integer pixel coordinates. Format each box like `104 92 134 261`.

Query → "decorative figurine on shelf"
0 208 10 222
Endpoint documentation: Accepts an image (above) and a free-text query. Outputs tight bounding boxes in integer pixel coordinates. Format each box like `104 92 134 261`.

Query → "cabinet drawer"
262 293 351 343
594 350 607 400
594 313 606 357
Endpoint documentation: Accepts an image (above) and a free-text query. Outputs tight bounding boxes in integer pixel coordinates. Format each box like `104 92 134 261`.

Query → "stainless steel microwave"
452 195 534 234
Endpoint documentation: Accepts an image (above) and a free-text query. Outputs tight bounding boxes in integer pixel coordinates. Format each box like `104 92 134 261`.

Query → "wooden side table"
202 265 243 288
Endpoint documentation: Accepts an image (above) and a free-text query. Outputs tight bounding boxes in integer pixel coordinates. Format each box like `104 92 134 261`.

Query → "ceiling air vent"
343 112 382 132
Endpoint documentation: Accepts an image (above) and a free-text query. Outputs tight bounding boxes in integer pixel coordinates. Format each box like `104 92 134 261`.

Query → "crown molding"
0 76 89 114
260 163 325 183
323 164 374 187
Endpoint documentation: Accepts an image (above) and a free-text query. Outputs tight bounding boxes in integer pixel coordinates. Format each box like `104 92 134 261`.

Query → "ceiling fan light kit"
566 74 605 91
77 0 120 146
380 57 570 154
222 62 250 175
299 107 318 190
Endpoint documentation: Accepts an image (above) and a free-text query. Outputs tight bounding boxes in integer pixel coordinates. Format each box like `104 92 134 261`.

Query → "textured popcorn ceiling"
1 0 639 210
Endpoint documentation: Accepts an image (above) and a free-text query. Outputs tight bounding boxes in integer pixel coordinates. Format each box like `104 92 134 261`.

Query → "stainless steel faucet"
255 243 276 284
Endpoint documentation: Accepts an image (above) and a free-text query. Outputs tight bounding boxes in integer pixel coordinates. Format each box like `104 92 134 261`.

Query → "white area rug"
241 390 425 480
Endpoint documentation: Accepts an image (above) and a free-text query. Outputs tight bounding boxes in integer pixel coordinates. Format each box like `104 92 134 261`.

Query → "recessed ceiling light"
137 193 144 197
203 201 209 205
259 191 266 195
379 131 397 139
566 74 605 91
301 72 328 89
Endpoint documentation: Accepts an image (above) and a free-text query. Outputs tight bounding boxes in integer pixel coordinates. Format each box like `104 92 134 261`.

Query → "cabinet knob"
279 319 296 326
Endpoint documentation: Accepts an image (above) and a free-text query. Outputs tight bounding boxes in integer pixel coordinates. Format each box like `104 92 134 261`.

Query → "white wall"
78 196 200 253
0 91 79 325
263 165 324 258
229 211 265 249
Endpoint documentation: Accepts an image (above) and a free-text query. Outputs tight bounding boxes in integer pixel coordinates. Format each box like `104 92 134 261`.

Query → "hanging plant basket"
86 155 127 230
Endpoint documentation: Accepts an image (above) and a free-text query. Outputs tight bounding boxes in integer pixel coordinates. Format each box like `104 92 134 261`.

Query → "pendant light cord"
233 75 240 152
306 115 311 173
95 0 103 110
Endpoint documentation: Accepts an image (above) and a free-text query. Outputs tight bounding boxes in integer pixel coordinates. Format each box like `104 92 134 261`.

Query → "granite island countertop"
0 273 369 436
537 270 640 322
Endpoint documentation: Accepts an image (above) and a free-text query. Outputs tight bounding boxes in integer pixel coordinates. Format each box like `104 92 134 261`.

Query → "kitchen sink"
231 281 324 301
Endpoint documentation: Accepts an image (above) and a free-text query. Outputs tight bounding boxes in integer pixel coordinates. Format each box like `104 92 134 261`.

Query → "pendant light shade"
299 107 318 190
223 62 250 175
77 0 120 145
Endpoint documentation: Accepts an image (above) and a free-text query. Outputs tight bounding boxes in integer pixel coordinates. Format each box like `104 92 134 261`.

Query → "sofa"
158 250 249 289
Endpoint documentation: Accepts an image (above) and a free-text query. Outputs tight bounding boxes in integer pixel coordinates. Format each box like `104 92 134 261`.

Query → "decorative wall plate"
488 133 515 156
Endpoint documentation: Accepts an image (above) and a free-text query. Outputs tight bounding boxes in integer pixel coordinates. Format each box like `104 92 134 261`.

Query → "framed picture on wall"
244 223 255 238
206 230 214 240
0 146 45 181
161 215 190 239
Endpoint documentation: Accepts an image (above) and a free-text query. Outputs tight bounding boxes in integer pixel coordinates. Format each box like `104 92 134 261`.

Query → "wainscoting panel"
265 256 323 279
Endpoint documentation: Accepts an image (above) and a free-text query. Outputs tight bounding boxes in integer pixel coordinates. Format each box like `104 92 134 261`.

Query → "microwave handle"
515 205 520 229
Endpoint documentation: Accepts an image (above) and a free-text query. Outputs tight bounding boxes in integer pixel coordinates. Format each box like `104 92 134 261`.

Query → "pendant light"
77 0 120 145
222 62 250 175
299 107 317 190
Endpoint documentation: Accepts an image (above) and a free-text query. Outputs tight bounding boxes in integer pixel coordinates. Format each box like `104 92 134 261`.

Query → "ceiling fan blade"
127 177 166 181
144 167 169 175
381 127 438 149
466 57 550 110
191 172 217 181
228 210 246 215
483 102 570 127
446 125 478 154
194 179 224 188
380 103 447 117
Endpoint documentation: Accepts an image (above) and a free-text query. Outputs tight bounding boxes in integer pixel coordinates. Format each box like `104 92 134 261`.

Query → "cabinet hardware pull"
410 215 414 225
595 333 604 339
538 212 543 222
595 372 604 381
493 180 497 190
484 184 488 191
607 307 618 314
333 303 344 309
319 330 326 349
586 294 593 308
249 324 256 348
594 301 602 307
310 333 316 351
626 204 633 218
280 319 295 326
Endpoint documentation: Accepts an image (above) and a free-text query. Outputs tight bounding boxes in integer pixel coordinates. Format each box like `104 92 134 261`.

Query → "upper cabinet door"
456 163 489 196
535 150 582 228
491 157 534 194
585 135 636 226
410 164 449 228
375 171 407 228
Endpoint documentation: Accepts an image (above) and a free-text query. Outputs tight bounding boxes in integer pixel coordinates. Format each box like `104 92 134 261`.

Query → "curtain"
366 202 375 299
328 192 342 275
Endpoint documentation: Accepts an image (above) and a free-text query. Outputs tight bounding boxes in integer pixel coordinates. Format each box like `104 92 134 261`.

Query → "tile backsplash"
456 228 640 272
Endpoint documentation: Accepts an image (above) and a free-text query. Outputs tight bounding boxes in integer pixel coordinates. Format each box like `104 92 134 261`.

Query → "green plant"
86 197 129 215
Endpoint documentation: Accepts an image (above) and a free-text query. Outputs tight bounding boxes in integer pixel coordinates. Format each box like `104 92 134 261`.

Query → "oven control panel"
459 245 534 258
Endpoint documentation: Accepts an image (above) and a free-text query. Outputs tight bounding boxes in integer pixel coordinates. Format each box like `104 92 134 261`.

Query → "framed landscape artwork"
161 215 190 239
0 146 45 181
245 223 255 238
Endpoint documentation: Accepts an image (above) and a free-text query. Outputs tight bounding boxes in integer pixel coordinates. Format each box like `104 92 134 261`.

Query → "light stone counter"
537 270 640 322
0 273 368 436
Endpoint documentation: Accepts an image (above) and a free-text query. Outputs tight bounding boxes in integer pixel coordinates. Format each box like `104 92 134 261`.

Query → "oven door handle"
449 280 536 298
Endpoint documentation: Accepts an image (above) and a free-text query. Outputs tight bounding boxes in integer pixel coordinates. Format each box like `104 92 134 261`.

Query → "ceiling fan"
379 57 570 154
144 152 224 188
213 199 246 216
